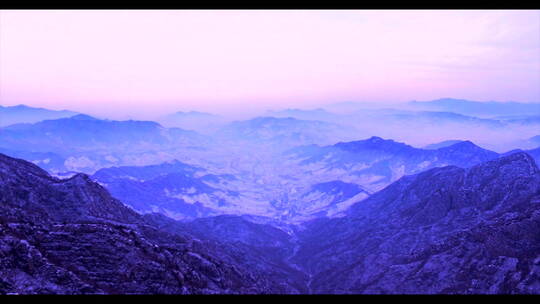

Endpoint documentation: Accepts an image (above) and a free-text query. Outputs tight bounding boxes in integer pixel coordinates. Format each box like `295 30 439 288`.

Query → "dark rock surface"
145 213 308 293
0 153 285 294
2 150 540 294
291 152 540 294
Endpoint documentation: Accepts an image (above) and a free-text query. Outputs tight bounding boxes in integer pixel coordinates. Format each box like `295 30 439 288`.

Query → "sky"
0 10 539 119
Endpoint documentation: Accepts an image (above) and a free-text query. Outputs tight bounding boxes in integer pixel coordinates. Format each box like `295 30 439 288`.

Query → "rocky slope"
91 161 248 219
146 213 308 293
0 152 288 294
291 152 540 294
3 150 540 294
286 137 500 192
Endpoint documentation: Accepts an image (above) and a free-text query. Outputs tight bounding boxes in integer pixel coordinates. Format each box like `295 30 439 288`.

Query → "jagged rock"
292 152 540 294
0 153 282 294
3 150 540 294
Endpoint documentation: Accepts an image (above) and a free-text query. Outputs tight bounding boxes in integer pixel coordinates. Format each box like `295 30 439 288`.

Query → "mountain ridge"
0 152 290 294
291 151 540 293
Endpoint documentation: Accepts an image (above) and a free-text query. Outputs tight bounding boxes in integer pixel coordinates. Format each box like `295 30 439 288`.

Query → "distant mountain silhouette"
287 137 500 191
265 108 341 122
0 104 78 127
409 98 540 117
0 115 208 153
215 116 352 147
158 111 227 133
424 140 465 150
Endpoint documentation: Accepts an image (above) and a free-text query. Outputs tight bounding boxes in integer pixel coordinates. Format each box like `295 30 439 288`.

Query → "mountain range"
0 114 211 173
0 104 78 127
409 98 540 118
2 100 540 293
0 114 205 152
91 161 240 219
2 150 540 293
291 152 540 293
214 116 356 148
286 136 500 192
157 111 228 134
0 152 293 294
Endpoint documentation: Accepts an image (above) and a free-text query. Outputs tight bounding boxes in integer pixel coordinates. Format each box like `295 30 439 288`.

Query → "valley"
1 99 540 294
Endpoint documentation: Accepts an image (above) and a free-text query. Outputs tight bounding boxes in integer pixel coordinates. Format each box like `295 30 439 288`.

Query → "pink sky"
0 10 539 119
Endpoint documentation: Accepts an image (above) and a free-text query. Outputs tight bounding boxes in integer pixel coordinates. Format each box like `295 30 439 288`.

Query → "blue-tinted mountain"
267 107 507 129
286 137 500 191
3 148 540 294
92 160 202 182
295 181 370 218
0 147 67 172
529 135 540 145
501 146 540 167
525 147 540 167
145 213 308 292
0 152 289 294
158 111 227 133
265 108 341 122
308 181 368 205
0 115 206 152
92 162 243 219
424 140 465 150
435 140 501 164
0 104 78 127
498 115 540 126
387 111 505 128
291 152 540 293
322 101 399 113
215 116 352 147
409 98 540 117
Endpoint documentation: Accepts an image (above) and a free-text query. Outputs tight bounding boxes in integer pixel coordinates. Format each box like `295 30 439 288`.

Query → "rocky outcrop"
0 153 283 294
291 152 540 294
3 150 540 294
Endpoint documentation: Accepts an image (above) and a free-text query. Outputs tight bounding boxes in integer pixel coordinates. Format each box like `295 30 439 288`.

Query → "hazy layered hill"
286 137 500 192
90 158 371 221
0 148 66 172
214 116 357 148
265 107 508 128
91 161 240 219
158 111 229 133
87 134 509 222
0 152 291 294
0 114 212 173
292 180 370 218
529 135 540 146
292 152 540 293
423 140 465 150
264 104 539 152
380 110 506 128
409 98 540 117
0 114 206 151
265 108 342 122
0 104 78 127
501 146 540 166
